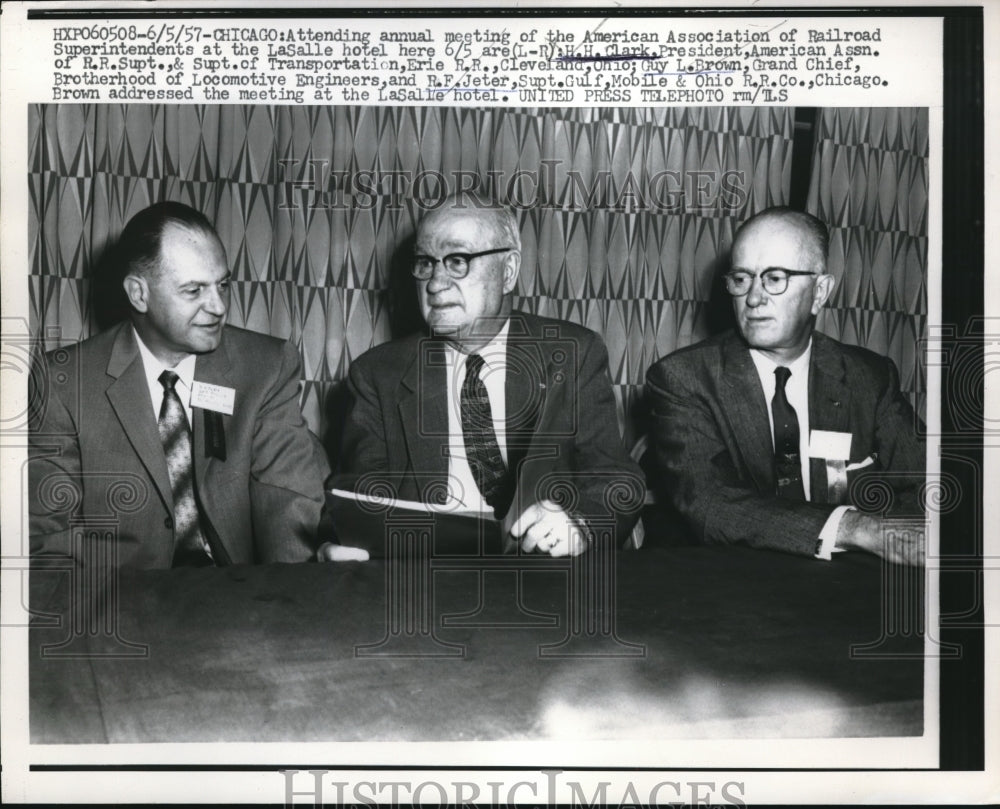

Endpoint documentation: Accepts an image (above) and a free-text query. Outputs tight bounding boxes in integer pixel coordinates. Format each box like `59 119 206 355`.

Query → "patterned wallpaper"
807 108 928 422
27 104 926 456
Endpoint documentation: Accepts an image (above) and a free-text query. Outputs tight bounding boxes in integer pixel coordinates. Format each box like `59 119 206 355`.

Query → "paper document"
329 487 490 517
327 488 503 557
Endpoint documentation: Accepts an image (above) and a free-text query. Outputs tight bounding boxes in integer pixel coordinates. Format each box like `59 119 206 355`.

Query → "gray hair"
426 192 521 252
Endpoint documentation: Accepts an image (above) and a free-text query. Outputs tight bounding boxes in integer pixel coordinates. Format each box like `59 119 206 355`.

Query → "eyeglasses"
723 268 817 297
411 247 514 280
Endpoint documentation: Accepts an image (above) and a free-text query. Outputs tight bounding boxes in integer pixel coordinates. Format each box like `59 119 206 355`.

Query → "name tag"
191 381 235 415
808 429 852 460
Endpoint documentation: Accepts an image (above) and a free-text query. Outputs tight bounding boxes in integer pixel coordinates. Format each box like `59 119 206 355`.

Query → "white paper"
190 381 236 415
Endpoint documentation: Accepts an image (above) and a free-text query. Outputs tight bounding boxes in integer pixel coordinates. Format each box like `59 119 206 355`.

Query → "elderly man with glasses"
646 207 926 565
334 194 643 557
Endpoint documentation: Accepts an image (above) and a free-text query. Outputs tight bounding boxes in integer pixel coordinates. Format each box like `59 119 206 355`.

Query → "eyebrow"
415 238 478 252
178 271 232 287
728 266 797 274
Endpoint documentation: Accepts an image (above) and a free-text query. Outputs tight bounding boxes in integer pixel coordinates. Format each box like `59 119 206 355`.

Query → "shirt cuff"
816 505 855 560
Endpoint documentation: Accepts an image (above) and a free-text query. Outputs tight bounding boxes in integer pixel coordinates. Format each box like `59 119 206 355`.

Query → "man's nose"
745 274 767 306
424 261 453 294
203 285 228 316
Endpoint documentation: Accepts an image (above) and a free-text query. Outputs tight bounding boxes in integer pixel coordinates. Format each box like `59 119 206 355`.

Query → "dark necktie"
158 370 213 566
772 366 806 501
460 353 507 510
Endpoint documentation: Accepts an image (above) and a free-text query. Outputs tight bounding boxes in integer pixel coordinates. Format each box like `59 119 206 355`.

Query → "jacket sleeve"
646 357 834 557
336 355 392 482
28 351 83 566
850 354 926 515
248 339 331 562
562 332 646 547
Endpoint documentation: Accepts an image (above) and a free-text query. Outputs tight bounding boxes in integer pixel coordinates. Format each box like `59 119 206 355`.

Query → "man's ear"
502 250 521 295
123 274 150 314
811 273 835 314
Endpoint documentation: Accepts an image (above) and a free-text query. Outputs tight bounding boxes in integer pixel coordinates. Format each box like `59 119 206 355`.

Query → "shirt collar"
749 337 812 379
446 318 510 371
133 326 197 389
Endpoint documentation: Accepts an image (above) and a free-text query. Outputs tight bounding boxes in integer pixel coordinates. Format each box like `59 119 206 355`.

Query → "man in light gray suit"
29 201 352 569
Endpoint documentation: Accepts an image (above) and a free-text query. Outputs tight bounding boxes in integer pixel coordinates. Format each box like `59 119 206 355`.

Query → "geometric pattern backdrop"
27 105 926 458
807 107 928 422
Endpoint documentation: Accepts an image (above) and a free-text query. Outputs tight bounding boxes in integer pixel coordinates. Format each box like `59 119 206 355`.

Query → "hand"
509 500 589 557
835 510 925 566
316 542 370 563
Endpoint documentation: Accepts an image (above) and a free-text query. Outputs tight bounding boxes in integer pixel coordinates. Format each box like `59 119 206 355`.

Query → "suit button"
164 516 173 529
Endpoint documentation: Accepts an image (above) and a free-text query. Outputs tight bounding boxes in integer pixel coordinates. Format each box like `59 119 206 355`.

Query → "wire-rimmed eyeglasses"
411 247 514 280
723 268 817 297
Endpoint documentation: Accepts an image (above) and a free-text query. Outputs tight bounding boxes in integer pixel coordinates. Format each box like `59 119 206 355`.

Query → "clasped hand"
508 499 589 557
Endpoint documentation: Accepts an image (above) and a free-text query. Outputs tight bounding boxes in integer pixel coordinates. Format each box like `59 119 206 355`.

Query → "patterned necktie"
772 366 806 501
460 353 507 509
158 370 213 566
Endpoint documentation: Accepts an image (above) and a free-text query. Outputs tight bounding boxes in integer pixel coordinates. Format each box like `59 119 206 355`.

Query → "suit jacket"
29 323 330 569
337 311 645 546
645 330 926 556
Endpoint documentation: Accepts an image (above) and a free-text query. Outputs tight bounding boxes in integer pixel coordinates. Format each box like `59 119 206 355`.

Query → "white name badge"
191 381 236 415
808 429 852 461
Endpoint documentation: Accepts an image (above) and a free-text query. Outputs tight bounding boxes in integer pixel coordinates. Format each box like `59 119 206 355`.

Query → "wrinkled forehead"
416 208 501 251
731 218 818 271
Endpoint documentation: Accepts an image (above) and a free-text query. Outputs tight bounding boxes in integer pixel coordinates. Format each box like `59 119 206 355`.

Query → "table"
29 546 924 743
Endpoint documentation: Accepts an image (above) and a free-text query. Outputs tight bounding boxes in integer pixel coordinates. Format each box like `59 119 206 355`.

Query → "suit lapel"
104 325 174 512
395 315 546 507
504 314 545 468
720 333 776 493
398 337 449 496
808 333 852 504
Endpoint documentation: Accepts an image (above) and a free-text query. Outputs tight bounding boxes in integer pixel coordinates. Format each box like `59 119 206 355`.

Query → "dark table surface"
30 546 924 743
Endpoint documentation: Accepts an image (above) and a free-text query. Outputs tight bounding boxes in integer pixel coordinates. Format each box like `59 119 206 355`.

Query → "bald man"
336 195 644 556
646 207 926 564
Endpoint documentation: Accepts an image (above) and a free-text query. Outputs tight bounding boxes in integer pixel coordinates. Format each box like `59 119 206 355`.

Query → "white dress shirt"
748 340 849 559
133 327 196 427
443 321 509 513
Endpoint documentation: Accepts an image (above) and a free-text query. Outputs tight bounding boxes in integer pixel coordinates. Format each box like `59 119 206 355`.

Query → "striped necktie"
158 370 213 566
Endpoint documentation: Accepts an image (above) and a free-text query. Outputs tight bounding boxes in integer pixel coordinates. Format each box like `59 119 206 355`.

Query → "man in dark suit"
646 207 925 564
337 196 644 555
29 202 344 569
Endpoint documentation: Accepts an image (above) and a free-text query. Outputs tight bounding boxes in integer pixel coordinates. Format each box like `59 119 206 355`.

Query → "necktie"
460 353 507 511
158 370 213 566
772 366 805 500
